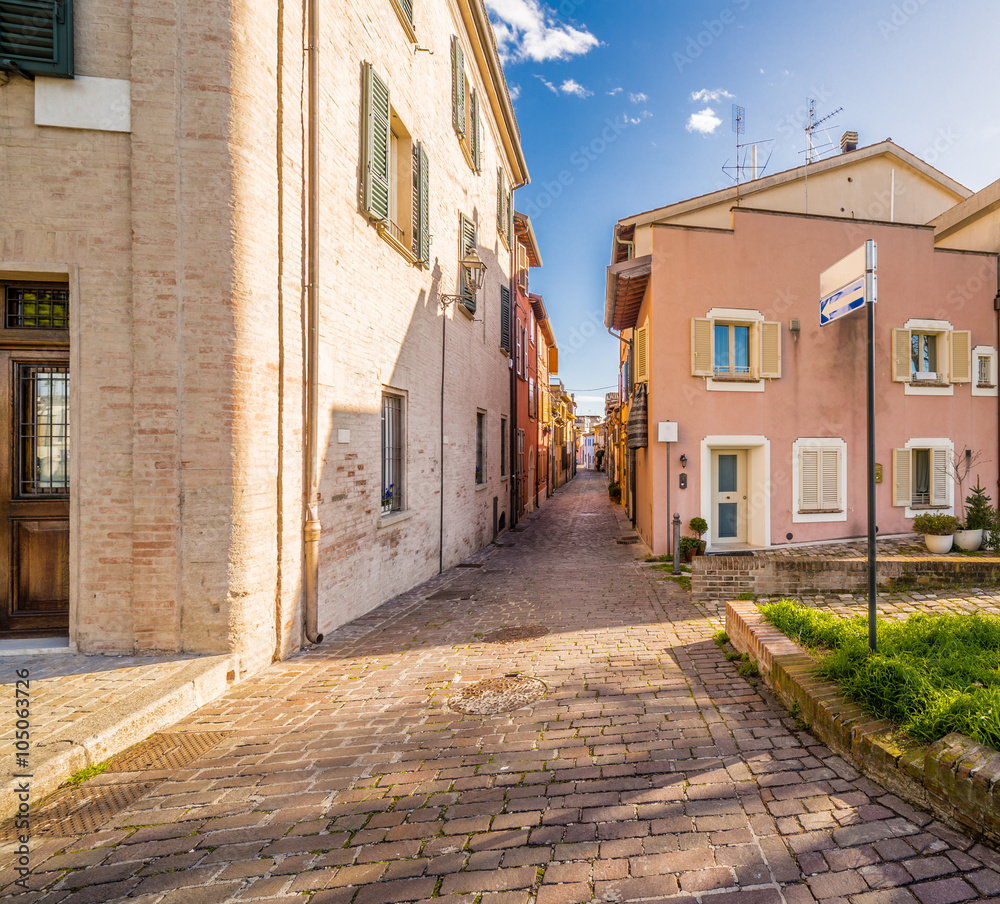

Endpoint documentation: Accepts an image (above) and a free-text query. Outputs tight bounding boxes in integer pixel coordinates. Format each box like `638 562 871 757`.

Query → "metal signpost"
820 240 878 652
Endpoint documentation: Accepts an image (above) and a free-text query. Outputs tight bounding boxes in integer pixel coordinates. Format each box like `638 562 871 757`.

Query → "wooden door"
711 449 747 545
0 349 70 635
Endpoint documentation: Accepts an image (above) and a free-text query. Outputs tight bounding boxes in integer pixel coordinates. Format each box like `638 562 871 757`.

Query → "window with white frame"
892 320 970 387
893 443 951 510
792 439 846 523
691 310 781 384
476 411 486 485
381 392 404 514
973 345 998 397
528 377 536 418
515 323 522 376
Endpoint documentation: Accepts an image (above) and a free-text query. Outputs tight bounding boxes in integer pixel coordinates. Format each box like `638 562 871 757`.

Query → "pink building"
606 139 1000 554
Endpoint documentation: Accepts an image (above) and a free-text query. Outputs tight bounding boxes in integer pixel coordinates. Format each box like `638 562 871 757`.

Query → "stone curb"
726 599 1000 847
2 653 237 824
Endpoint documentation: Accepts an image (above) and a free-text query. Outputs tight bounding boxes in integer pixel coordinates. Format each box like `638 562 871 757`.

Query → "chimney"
840 130 859 153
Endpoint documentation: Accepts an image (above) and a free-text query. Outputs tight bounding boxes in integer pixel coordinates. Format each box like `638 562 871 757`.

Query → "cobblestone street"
4 469 1000 903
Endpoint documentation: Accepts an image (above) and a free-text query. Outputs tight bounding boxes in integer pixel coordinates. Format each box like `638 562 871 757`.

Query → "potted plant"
608 481 621 503
912 512 958 554
381 484 395 515
682 517 708 562
957 480 992 551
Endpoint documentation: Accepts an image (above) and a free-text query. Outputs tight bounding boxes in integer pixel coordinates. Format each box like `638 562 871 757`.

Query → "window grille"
381 394 403 513
18 364 69 496
6 284 69 329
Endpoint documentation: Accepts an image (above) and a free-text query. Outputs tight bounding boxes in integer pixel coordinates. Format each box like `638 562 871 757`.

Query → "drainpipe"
302 0 323 645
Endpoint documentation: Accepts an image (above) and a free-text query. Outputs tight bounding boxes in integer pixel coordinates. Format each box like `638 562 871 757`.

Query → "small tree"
964 480 993 531
948 449 989 527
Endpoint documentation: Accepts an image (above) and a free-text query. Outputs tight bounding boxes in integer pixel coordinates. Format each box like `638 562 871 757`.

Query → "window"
792 439 846 523
18 364 69 496
497 169 512 247
517 429 525 476
891 322 970 387
529 309 535 344
362 63 430 264
516 243 529 293
5 282 69 330
515 320 522 376
528 377 536 418
893 443 951 510
459 213 477 314
451 36 480 173
500 416 508 477
476 411 486 484
388 0 417 41
691 311 780 386
634 322 649 383
381 393 404 514
499 285 512 354
973 346 997 397
0 0 74 78
521 324 528 378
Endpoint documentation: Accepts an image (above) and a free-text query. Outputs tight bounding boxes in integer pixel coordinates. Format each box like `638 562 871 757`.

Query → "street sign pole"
865 240 877 653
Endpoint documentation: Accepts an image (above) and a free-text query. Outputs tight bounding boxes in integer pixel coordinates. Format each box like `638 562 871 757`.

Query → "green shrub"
689 517 708 537
912 512 958 536
965 481 993 530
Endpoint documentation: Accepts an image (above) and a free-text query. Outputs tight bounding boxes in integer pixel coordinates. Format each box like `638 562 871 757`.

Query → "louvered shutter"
0 0 74 77
931 448 949 506
451 36 465 136
470 89 481 172
760 321 781 379
500 285 511 353
497 168 506 237
892 328 911 382
634 324 649 383
950 330 971 383
821 448 840 509
892 448 911 507
507 190 514 246
459 213 476 313
362 63 391 224
800 450 820 510
691 318 712 376
415 142 429 263
399 0 413 23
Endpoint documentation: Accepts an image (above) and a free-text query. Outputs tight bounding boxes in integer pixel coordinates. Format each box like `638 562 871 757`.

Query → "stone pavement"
3 469 1000 903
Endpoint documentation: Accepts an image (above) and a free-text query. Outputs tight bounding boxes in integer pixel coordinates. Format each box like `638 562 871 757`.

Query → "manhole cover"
107 731 231 773
449 676 547 715
617 536 639 545
482 625 549 643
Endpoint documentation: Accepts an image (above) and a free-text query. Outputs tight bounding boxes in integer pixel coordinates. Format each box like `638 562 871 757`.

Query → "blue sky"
484 0 1000 415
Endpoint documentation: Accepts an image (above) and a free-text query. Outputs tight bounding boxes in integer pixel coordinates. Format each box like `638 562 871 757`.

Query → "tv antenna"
802 98 843 164
721 104 775 203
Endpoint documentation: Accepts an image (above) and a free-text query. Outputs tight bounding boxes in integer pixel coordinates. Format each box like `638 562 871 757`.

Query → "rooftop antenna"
721 104 775 203
801 98 843 213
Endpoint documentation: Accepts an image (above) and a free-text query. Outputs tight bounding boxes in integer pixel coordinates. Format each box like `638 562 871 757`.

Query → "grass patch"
66 762 109 786
760 599 1000 747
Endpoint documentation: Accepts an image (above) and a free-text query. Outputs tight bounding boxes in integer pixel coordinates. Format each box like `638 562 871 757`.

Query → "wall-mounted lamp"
439 247 488 308
789 318 801 342
679 454 688 469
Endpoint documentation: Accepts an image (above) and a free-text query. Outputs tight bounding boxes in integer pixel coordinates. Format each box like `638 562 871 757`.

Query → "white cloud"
690 88 734 103
509 84 521 101
606 86 622 96
628 92 648 104
686 107 722 134
534 74 558 94
628 110 653 125
485 0 599 63
560 79 592 98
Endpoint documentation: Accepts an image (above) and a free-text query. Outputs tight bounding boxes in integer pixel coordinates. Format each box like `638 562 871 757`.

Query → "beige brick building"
0 0 528 667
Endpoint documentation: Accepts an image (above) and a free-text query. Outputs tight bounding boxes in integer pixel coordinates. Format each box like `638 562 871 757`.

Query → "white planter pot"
924 533 954 554
954 529 983 552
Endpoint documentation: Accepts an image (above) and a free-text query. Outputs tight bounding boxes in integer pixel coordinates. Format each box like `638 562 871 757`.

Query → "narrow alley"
3 470 999 903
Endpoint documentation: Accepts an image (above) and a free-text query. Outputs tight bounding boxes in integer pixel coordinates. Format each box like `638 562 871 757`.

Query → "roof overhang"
514 212 543 266
605 254 651 332
931 177 1000 244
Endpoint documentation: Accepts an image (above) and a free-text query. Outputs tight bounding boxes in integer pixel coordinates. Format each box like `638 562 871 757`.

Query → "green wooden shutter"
362 62 391 224
399 0 413 24
460 214 477 313
496 168 506 238
415 142 430 264
0 0 74 78
470 89 481 172
500 285 511 352
451 36 465 137
507 189 514 246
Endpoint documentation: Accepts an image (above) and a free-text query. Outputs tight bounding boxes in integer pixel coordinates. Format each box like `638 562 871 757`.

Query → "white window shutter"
950 330 971 383
760 321 781 379
691 318 712 376
931 448 949 506
892 448 910 507
800 449 819 509
821 448 840 509
892 328 911 382
634 324 649 383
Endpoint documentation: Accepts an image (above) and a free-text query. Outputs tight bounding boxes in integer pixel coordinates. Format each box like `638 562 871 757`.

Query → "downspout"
302 0 323 644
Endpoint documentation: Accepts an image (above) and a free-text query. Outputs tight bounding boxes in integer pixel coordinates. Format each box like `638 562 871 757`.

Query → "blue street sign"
820 276 865 326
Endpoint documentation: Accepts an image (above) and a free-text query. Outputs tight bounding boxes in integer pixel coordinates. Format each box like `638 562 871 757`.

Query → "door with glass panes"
0 282 70 636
